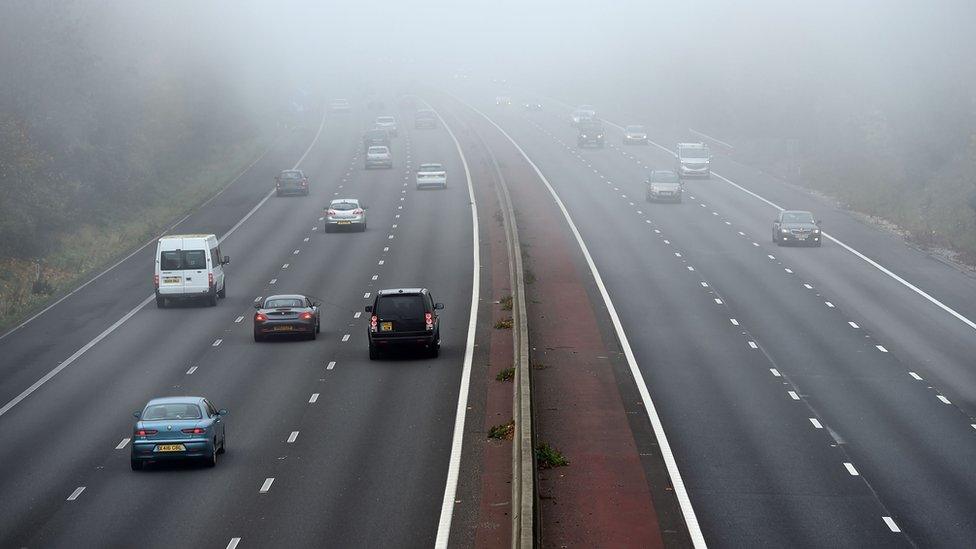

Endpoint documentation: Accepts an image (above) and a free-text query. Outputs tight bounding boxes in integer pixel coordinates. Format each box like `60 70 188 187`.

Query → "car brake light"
301 179 308 186
153 274 159 288
370 315 378 332
136 429 157 436
299 312 313 320
353 208 364 215
327 209 337 216
255 313 268 322
425 312 434 330
208 273 214 287
181 427 206 435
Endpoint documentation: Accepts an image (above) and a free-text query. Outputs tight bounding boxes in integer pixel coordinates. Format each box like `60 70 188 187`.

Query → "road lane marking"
876 345 888 352
116 438 130 450
378 260 385 265
848 322 859 328
809 418 823 429
770 368 781 377
287 431 299 443
752 242 760 247
937 395 951 404
700 282 709 288
67 487 85 501
309 393 319 403
255 296 262 302
186 366 197 375
212 339 222 347
714 298 723 304
327 361 336 370
843 462 860 476
825 301 835 308
341 334 350 342
372 275 379 281
282 263 289 269
748 341 758 349
803 283 814 289
784 268 793 274
293 249 300 255
674 252 682 257
235 316 244 323
303 237 310 242
226 538 242 549
767 254 776 260
883 517 901 533
259 478 274 493
354 312 362 319
364 292 371 299
687 266 695 271
908 372 923 381
383 247 389 252
788 391 800 400
269 278 277 285
730 319 739 326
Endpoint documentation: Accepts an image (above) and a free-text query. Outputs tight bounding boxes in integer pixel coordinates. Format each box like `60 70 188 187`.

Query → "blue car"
131 396 227 470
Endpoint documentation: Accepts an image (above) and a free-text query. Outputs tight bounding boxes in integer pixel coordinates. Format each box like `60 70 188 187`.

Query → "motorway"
0 101 479 547
433 86 976 547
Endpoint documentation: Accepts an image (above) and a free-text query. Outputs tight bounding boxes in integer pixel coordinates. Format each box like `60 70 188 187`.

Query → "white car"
676 142 711 179
365 146 393 169
571 105 596 126
374 115 398 137
495 96 512 106
154 234 229 308
623 125 648 144
416 163 447 189
329 99 351 113
324 198 367 232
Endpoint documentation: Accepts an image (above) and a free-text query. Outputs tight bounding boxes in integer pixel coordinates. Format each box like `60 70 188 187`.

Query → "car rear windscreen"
375 295 425 319
143 403 203 420
160 249 207 270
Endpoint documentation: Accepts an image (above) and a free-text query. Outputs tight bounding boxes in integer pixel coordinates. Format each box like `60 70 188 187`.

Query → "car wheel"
275 190 282 197
359 223 366 232
204 443 217 468
217 281 226 299
816 241 823 247
254 332 264 342
429 345 440 358
208 290 218 307
324 224 332 233
309 329 316 340
130 458 143 471
217 435 226 455
155 295 166 308
369 343 378 360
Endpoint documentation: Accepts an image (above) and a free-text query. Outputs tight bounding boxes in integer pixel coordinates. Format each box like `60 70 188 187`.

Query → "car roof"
419 163 443 169
264 294 307 302
376 115 395 120
368 145 389 152
626 124 644 129
376 288 427 296
330 198 360 204
279 169 304 175
677 142 706 148
159 234 215 240
145 396 205 406
782 210 813 215
649 169 678 176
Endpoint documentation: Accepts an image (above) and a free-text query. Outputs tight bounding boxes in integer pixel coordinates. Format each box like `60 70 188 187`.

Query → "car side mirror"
222 256 230 265
364 305 373 312
434 302 445 310
133 411 141 418
254 302 261 309
218 409 228 416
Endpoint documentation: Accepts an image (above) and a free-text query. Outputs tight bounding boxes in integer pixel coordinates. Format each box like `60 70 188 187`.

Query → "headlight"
781 229 790 233
598 134 604 138
813 229 820 233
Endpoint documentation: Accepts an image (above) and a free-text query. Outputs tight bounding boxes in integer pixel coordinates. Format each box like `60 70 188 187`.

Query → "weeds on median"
499 295 513 311
536 443 569 469
488 420 515 440
494 317 514 329
496 367 515 382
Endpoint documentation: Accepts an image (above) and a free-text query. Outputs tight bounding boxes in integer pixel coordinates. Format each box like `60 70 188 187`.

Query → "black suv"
363 128 391 151
577 119 605 148
365 288 444 359
773 210 822 246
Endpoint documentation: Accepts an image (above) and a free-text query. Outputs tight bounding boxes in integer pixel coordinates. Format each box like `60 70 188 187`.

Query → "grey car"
623 125 648 145
253 294 321 341
324 198 367 232
275 169 309 196
773 210 822 246
645 170 683 203
131 396 227 470
365 145 393 169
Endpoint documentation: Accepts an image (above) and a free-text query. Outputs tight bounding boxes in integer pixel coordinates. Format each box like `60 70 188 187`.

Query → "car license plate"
156 444 185 452
338 221 351 225
274 325 294 331
797 235 807 240
164 277 180 283
380 321 393 332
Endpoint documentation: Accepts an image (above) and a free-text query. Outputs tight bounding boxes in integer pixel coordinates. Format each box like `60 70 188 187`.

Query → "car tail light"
353 208 364 215
370 315 378 333
153 274 159 288
425 312 434 330
136 429 157 436
301 178 308 186
255 313 268 322
327 209 337 216
299 312 313 320
208 273 214 287
181 427 206 435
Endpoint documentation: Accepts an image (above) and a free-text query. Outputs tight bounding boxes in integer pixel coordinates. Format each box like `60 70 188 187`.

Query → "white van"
154 234 229 308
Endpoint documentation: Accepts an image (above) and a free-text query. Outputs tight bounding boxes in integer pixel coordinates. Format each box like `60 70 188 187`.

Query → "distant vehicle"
522 102 543 111
154 234 228 308
495 96 512 106
577 118 605 148
416 163 447 189
365 145 393 169
130 396 227 470
415 109 438 129
363 128 391 150
253 294 321 341
571 105 596 126
645 170 683 203
329 98 351 113
676 142 711 179
773 210 822 246
623 125 648 145
365 288 444 359
374 115 398 137
324 198 367 232
275 169 309 196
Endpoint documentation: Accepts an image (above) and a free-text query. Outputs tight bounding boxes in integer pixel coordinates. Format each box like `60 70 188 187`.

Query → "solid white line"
226 538 242 549
287 431 299 443
212 339 222 347
415 97 481 549
186 366 197 375
341 334 350 342
327 361 336 370
116 438 130 450
848 321 860 329
788 391 800 400
908 371 923 381
234 316 244 324
459 98 705 548
67 486 85 501
844 462 860 476
883 516 901 533
937 395 951 404
876 345 888 353
770 368 781 377
809 418 823 429
259 478 274 493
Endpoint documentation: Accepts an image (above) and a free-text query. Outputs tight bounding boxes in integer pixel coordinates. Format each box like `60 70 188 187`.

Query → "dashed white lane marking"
700 282 709 288
908 372 923 381
364 292 371 299
748 341 758 349
354 312 362 319
788 391 800 400
309 393 319 403
378 260 385 265
803 283 814 290
675 252 682 258
883 516 901 533
341 334 350 342
287 431 299 443
371 275 379 281
392 224 398 229
235 316 244 323
738 231 746 236
825 301 835 308
388 234 395 239
687 266 695 271
186 366 198 375
730 318 739 326
254 296 262 302
303 237 310 242
937 395 952 404
714 298 723 304
327 361 336 370
312 226 318 231
663 240 671 245
752 242 760 247
724 221 731 225
809 418 824 429
844 463 860 476
848 322 860 329
784 268 793 274
259 478 275 493
116 438 130 450
293 249 300 255
269 278 277 285
282 263 289 269
876 345 888 353
226 538 242 549
712 212 719 216
770 368 781 377
383 246 389 252
67 487 85 501
767 254 776 260
212 339 222 347
972 424 976 431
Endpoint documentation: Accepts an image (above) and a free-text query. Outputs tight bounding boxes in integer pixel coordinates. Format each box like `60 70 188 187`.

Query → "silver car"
645 170 683 203
324 198 367 232
416 163 447 189
365 145 393 169
623 125 648 145
374 115 398 137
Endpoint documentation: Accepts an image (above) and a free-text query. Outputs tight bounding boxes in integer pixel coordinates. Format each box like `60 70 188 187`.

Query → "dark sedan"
130 396 226 470
275 169 309 197
773 210 822 246
253 294 321 341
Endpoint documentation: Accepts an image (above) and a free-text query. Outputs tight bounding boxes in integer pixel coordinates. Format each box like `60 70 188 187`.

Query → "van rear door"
158 249 186 293
180 249 209 295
